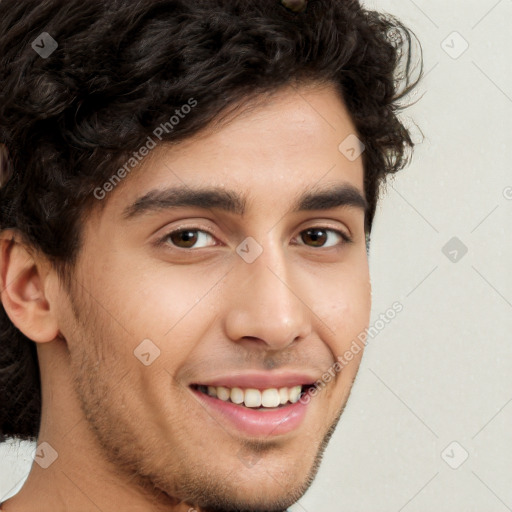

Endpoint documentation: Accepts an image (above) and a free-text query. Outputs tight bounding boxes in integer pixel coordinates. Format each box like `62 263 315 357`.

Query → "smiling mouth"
190 384 314 409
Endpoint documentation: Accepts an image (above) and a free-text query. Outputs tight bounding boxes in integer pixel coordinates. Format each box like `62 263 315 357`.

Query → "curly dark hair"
0 0 422 442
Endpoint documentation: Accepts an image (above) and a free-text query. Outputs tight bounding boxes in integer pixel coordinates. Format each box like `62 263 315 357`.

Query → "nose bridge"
224 236 312 349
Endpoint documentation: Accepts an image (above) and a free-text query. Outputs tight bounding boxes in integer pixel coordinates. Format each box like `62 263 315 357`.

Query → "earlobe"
0 231 60 343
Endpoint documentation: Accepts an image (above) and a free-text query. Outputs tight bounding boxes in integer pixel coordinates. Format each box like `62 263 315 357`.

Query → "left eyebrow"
121 183 368 220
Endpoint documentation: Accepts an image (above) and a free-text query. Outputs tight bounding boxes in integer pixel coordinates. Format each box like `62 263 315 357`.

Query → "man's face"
57 83 371 510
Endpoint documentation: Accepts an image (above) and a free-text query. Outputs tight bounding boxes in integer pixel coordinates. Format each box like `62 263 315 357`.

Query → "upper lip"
191 371 318 389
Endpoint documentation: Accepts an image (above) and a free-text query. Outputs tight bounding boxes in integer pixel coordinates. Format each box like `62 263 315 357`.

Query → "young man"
0 0 422 510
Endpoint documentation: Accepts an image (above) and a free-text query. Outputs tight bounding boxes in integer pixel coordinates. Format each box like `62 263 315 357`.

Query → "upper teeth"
201 385 302 408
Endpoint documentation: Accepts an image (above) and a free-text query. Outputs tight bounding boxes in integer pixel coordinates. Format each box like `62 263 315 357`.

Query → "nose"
223 239 312 351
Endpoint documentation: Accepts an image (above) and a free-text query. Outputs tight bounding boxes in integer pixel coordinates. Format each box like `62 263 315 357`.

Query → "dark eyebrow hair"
122 183 368 220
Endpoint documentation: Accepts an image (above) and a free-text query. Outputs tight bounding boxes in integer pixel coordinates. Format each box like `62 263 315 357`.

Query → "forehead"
95 83 365 222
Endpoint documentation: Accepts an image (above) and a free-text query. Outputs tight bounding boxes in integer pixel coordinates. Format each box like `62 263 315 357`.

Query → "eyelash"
155 226 353 251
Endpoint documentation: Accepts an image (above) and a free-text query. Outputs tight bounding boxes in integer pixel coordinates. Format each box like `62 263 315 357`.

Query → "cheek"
330 301 369 359
85 256 199 339
317 267 371 349
105 267 220 378
67 288 168 421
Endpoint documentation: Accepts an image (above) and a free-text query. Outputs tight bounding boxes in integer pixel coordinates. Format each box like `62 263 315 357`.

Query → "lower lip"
190 387 309 437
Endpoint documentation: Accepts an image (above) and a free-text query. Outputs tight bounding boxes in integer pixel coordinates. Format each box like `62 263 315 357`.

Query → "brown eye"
301 228 327 247
169 230 197 248
298 228 350 248
164 229 216 249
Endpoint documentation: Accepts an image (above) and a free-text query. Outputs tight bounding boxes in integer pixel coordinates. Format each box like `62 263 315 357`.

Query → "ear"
0 230 60 343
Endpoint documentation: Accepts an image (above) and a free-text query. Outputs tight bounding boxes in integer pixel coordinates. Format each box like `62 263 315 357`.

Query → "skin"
0 82 371 512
